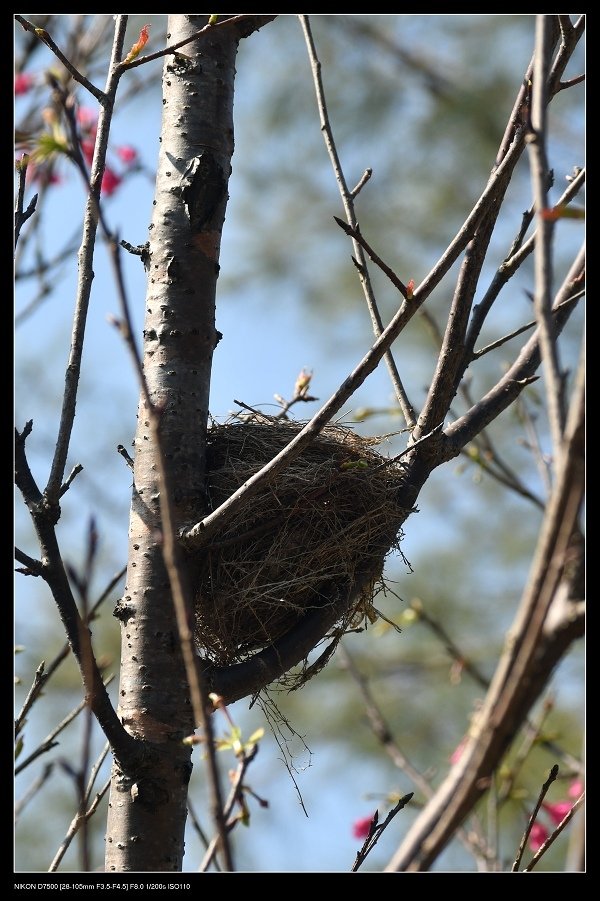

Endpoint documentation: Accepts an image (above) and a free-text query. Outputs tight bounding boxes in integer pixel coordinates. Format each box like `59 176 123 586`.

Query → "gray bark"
105 14 274 872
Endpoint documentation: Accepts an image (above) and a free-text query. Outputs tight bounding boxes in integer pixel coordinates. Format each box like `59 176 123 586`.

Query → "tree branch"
464 167 585 361
45 15 129 503
181 283 430 551
523 792 585 871
527 14 567 462
14 155 38 249
443 245 584 461
385 340 584 871
115 15 277 74
414 209 497 439
300 14 416 430
14 14 106 102
512 763 558 871
15 425 143 768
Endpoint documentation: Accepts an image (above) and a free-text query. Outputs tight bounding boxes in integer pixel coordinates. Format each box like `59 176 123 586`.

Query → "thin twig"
14 155 38 249
199 745 259 872
352 793 414 872
334 217 408 297
516 396 554 497
14 15 106 102
465 162 585 357
338 644 494 868
555 74 585 92
14 546 44 576
523 792 585 872
19 441 133 760
472 294 582 361
527 15 567 462
14 661 47 733
115 15 274 73
300 15 416 429
497 697 555 804
14 567 125 734
385 334 584 871
59 463 84 497
418 295 546 509
49 777 111 872
443 244 584 459
410 600 488 689
14 763 54 822
187 797 221 871
15 676 115 776
512 764 559 871
45 15 129 503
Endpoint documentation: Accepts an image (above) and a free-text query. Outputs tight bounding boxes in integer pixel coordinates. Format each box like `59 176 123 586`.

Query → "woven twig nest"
194 418 410 690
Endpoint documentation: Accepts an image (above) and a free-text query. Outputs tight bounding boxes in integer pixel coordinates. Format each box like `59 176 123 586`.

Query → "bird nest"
194 418 410 690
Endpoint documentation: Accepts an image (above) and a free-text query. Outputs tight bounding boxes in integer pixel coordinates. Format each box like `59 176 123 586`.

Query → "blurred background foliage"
14 14 584 872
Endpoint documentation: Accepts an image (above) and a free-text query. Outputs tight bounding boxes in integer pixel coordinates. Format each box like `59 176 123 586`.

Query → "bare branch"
15 678 113 775
116 15 277 74
15 546 44 576
555 74 585 92
350 167 373 199
300 15 416 430
527 16 568 463
14 156 38 249
352 793 414 872
15 426 141 766
443 243 584 460
14 565 125 733
45 16 129 503
523 792 585 871
49 776 111 872
512 763 559 871
464 167 585 360
385 340 584 871
334 217 409 297
471 294 582 361
199 744 260 872
338 644 493 868
414 209 497 439
14 763 54 822
14 14 106 103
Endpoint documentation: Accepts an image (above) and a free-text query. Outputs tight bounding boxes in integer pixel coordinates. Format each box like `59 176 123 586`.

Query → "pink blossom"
352 813 375 840
26 163 61 187
15 72 35 95
116 145 138 164
529 822 548 852
77 107 98 133
450 736 468 765
101 167 122 196
81 139 96 166
568 779 584 799
542 800 572 826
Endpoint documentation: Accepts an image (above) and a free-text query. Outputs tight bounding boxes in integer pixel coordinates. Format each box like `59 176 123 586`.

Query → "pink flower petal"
101 167 122 196
542 800 572 826
450 736 468 765
352 814 375 840
15 72 35 96
568 779 584 799
116 145 138 164
529 822 548 852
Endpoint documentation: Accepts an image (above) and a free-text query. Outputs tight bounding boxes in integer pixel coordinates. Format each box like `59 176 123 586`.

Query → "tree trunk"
105 14 274 872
